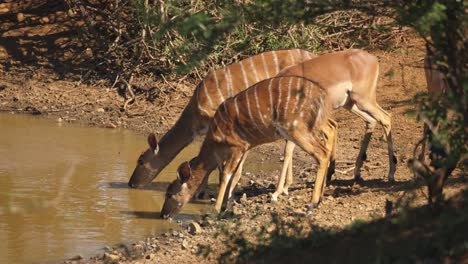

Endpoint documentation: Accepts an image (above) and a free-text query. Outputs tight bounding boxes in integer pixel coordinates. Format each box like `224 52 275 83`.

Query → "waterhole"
0 114 222 263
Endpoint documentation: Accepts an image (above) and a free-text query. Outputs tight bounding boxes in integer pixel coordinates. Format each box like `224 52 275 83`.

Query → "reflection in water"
0 114 216 264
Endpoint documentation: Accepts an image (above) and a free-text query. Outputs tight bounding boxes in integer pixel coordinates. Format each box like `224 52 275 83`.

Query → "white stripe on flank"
254 86 267 127
291 77 302 114
284 77 293 115
261 53 270 78
234 96 241 118
297 49 305 63
268 78 274 116
272 50 279 74
213 71 224 102
287 49 295 66
225 68 233 97
245 87 265 137
249 58 259 83
298 79 309 113
234 96 253 140
196 83 211 116
212 116 226 140
217 102 228 124
203 80 215 110
240 61 249 88
314 97 324 127
198 103 212 117
277 77 283 118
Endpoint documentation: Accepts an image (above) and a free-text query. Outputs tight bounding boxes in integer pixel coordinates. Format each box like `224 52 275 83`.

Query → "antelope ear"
147 133 159 155
177 162 191 183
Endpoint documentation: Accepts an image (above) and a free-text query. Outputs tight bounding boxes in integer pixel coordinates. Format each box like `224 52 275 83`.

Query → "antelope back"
195 49 316 117
209 76 331 148
276 49 380 108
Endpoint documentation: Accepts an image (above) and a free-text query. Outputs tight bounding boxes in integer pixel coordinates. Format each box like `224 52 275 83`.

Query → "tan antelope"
129 49 316 194
274 49 397 187
160 75 336 217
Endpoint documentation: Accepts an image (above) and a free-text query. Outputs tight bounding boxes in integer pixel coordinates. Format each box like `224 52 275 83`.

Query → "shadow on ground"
221 189 468 264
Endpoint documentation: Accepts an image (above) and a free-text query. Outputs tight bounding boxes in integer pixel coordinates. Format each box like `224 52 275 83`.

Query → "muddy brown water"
0 114 228 263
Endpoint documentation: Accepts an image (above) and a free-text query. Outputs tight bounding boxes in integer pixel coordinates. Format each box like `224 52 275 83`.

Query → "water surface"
0 114 215 263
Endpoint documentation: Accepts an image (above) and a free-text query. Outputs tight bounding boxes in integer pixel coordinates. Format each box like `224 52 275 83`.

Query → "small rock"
103 122 117 128
232 206 242 215
69 255 83 260
17 13 25 22
240 193 248 204
172 231 179 237
57 117 63 123
96 108 105 113
103 246 113 252
145 253 155 260
68 9 76 17
188 222 202 235
103 253 120 262
291 209 306 217
132 243 145 253
41 16 50 23
181 240 189 250
201 219 214 227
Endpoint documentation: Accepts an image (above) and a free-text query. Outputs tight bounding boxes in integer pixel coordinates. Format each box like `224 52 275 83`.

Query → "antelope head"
160 161 193 218
128 133 161 188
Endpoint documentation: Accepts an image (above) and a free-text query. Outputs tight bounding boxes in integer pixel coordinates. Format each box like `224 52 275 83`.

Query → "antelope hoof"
282 189 289 196
306 203 318 215
354 173 363 184
270 193 279 203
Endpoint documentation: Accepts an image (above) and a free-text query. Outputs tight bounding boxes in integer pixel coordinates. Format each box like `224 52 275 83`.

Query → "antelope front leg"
214 150 244 213
283 147 294 195
227 151 249 200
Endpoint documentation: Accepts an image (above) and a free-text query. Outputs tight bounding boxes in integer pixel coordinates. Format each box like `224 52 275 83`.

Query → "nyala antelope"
160 75 336 218
275 49 397 189
129 49 316 198
271 49 396 202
